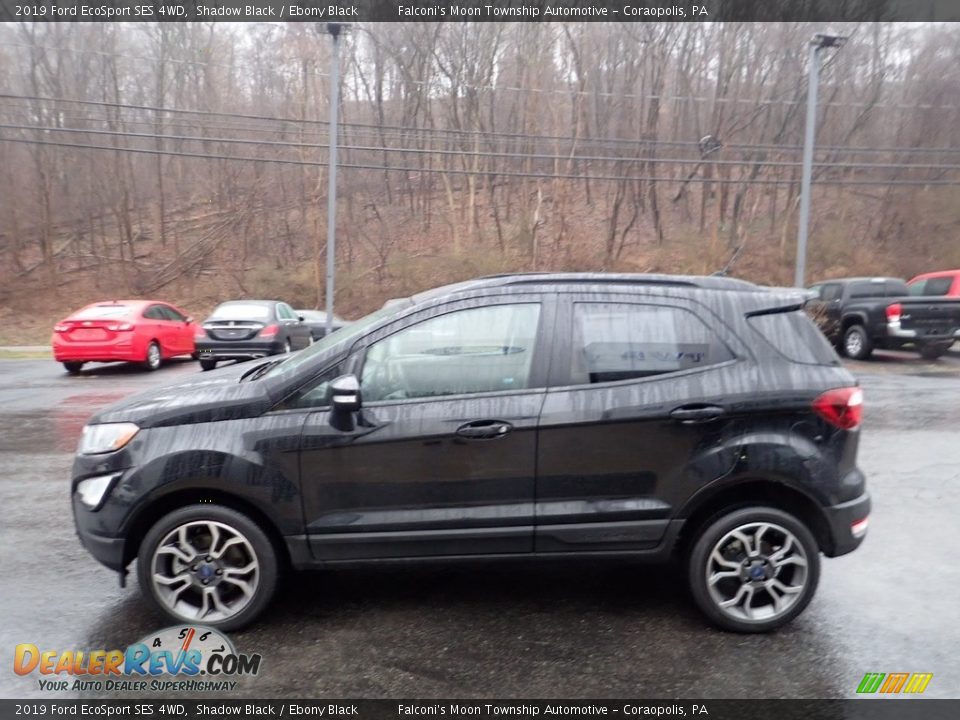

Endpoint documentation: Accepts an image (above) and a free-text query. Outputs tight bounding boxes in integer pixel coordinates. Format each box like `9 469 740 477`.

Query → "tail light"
54 323 70 332
258 324 279 338
885 303 902 323
813 387 863 430
105 322 134 332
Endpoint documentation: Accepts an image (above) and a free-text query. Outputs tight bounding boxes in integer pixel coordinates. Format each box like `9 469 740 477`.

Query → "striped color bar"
857 672 933 694
903 673 934 694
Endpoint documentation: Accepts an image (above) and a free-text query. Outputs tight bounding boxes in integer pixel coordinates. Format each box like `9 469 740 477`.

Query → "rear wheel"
63 362 84 375
919 342 951 360
842 324 873 360
137 504 278 631
687 506 820 633
142 341 162 371
199 358 218 371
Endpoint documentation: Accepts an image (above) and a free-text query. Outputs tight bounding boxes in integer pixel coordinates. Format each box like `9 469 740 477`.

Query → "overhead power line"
4 123 960 174
3 93 960 157
3 135 960 187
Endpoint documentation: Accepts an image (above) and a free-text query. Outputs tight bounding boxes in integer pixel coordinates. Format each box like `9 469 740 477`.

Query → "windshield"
264 301 410 379
209 303 271 320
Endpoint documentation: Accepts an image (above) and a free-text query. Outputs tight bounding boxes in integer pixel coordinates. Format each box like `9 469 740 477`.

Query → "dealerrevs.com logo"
14 625 262 692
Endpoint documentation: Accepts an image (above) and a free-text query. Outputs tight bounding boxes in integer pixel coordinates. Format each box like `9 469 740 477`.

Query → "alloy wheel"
704 521 809 623
146 342 161 370
150 520 260 622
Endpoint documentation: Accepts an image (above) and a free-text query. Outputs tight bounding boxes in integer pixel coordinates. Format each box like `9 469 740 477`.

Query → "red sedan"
52 300 198 374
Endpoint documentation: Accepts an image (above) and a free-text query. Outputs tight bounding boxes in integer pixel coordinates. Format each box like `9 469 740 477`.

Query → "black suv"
72 274 869 633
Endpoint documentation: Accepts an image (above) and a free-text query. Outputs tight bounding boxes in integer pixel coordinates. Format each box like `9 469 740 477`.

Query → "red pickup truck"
907 270 960 297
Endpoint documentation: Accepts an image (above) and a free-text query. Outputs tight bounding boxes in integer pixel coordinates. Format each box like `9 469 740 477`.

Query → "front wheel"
137 504 278 631
687 507 820 633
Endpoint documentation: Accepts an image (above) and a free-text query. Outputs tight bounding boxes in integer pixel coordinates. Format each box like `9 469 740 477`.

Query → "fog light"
76 474 119 510
851 517 869 538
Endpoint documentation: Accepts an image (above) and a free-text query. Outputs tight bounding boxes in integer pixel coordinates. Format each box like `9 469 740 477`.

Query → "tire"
199 358 218 372
842 324 873 360
282 338 292 354
137 504 278 632
687 506 820 633
190 352 200 361
919 342 951 361
63 362 84 375
142 341 162 371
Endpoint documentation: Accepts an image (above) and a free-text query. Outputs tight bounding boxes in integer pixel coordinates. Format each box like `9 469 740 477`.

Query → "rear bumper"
886 320 959 342
195 339 283 360
53 340 142 363
822 492 871 557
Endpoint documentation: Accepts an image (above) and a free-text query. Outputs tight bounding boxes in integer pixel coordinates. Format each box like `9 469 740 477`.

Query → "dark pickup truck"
806 277 960 360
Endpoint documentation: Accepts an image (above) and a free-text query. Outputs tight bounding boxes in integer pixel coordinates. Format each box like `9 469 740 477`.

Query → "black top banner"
1 0 960 23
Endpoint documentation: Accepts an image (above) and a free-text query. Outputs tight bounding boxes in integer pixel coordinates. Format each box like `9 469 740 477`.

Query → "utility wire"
3 135 959 187
4 122 960 173
3 93 959 157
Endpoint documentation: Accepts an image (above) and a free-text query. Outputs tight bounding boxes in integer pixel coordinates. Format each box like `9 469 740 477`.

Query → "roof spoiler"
745 287 816 316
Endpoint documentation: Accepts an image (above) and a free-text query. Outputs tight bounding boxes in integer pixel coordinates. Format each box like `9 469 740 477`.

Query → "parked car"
194 300 312 371
295 309 349 341
52 300 197 374
806 277 960 360
907 269 960 297
72 273 869 633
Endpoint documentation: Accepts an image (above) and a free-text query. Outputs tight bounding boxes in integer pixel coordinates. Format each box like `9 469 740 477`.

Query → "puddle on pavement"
0 392 128 453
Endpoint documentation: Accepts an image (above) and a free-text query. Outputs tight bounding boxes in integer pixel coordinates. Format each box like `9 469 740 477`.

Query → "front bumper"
73 493 128 571
822 492 871 557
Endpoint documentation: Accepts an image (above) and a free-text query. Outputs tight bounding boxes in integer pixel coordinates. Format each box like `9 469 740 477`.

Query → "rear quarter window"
748 310 839 365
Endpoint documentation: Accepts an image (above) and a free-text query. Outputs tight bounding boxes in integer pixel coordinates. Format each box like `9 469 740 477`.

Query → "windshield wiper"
240 358 285 382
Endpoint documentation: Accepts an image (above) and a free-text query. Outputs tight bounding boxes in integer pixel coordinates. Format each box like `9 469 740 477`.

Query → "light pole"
324 23 347 337
795 32 847 288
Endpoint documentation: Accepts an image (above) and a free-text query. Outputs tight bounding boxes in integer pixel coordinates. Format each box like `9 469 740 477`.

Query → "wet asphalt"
0 352 958 700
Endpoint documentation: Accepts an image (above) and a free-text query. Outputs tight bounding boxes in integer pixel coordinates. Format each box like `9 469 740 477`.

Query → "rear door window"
143 305 167 321
569 303 734 384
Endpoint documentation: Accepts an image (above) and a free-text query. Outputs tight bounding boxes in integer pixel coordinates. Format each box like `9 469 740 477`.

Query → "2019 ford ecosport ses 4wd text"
72 274 869 633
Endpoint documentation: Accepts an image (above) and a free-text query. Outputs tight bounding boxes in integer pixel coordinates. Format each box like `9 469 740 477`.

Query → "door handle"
670 405 726 424
456 420 513 440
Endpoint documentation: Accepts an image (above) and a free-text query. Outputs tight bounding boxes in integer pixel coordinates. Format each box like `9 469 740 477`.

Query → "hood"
89 362 273 428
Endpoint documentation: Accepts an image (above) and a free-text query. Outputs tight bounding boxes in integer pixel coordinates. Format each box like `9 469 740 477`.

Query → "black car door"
534 293 749 552
297 295 554 560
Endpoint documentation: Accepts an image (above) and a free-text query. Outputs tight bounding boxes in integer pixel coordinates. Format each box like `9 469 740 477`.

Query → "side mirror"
185 316 194 324
329 374 361 430
298 315 305 322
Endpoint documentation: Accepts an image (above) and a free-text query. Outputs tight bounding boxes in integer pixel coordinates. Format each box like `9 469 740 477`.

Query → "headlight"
76 473 120 510
78 423 140 455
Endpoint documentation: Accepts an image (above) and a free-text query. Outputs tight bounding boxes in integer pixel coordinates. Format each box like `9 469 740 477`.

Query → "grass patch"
0 349 52 360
